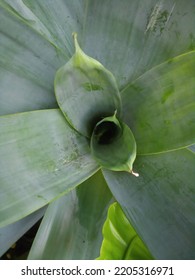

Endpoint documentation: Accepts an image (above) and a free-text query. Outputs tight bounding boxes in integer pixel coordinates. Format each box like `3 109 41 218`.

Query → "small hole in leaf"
94 121 121 145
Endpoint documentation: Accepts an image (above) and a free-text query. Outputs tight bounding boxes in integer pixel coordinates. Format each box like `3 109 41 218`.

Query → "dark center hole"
94 121 121 145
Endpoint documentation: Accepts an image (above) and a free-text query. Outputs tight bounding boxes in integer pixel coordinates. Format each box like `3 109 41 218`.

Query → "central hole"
94 121 121 145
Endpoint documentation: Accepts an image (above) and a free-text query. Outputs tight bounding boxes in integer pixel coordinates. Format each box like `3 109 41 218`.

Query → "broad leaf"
0 207 45 257
28 171 113 260
55 33 121 137
0 0 83 57
1 0 194 114
0 5 66 115
122 51 195 154
0 0 195 261
97 202 153 260
103 149 195 259
82 0 195 88
0 109 98 227
90 112 137 173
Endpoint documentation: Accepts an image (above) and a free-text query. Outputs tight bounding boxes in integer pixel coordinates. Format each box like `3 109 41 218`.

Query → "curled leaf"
55 33 121 137
90 112 137 173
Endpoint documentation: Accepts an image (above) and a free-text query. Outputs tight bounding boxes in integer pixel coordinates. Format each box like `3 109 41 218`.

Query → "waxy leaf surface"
0 109 98 227
0 4 64 115
90 113 137 172
0 0 195 260
55 34 121 137
28 171 113 260
82 0 195 87
1 0 195 116
0 207 45 257
122 51 195 154
103 149 195 259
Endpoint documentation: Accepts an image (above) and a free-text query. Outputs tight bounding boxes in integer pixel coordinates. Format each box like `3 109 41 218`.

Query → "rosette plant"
0 0 195 260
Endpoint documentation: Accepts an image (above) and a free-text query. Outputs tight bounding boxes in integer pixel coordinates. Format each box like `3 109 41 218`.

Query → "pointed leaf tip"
72 32 81 54
55 34 121 137
90 113 137 172
131 170 139 177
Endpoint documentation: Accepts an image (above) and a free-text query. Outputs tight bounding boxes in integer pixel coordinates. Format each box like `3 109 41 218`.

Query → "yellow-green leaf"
97 202 153 260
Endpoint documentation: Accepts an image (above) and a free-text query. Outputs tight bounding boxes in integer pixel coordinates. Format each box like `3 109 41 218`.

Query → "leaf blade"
0 207 45 257
55 33 121 137
28 171 113 260
122 51 195 154
82 0 195 89
97 202 153 260
0 109 98 227
0 0 83 57
90 113 137 172
0 5 66 115
103 149 195 259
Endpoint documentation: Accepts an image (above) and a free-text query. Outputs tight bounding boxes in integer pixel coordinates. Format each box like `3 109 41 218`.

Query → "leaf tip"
72 32 81 53
131 170 139 177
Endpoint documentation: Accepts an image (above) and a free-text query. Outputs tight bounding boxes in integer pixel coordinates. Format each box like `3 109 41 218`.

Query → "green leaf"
55 33 121 137
103 149 195 259
0 109 98 227
0 0 82 57
90 112 137 173
0 0 195 261
28 171 113 260
97 202 153 260
0 207 45 257
0 4 66 115
82 0 195 88
1 0 195 115
122 51 195 154
189 144 195 153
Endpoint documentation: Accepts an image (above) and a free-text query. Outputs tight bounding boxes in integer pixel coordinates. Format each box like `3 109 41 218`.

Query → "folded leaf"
97 202 153 260
103 149 195 259
28 171 113 260
55 33 121 137
90 112 137 173
0 109 98 227
122 51 195 154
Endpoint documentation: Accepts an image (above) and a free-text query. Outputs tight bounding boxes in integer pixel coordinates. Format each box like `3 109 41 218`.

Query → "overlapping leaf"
122 51 195 154
0 207 45 257
0 5 65 115
1 0 195 119
28 171 113 260
90 113 137 173
103 149 195 259
97 202 153 260
0 0 195 260
0 109 98 227
82 0 195 87
55 33 121 137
